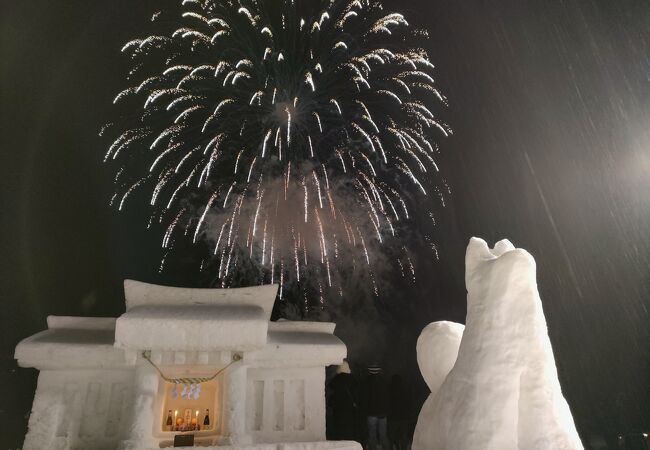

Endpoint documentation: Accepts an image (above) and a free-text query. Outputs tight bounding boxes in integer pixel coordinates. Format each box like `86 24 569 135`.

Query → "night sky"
1 0 649 448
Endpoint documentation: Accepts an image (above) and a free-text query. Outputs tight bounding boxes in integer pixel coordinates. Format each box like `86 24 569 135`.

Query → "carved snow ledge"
15 318 128 370
115 281 280 352
124 279 278 316
247 322 346 368
142 442 361 450
115 304 268 352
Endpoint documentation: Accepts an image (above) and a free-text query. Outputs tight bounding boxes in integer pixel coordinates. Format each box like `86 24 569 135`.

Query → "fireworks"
104 0 450 307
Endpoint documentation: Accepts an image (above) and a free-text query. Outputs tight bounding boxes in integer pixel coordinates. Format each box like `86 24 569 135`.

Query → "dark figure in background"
327 360 359 440
618 433 650 450
362 365 391 450
388 374 410 450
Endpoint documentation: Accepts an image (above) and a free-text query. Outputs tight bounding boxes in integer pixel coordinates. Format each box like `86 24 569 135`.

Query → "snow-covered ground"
144 442 360 450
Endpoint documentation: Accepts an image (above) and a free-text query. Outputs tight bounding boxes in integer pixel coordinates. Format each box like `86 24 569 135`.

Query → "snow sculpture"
413 238 583 450
15 281 361 450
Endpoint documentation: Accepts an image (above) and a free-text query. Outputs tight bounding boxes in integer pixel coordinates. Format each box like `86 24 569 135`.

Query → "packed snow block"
141 442 360 450
21 369 135 450
123 279 278 316
115 304 269 351
240 323 347 444
15 317 128 370
247 322 347 368
47 315 117 330
246 368 324 442
274 442 361 450
413 237 583 450
117 280 279 351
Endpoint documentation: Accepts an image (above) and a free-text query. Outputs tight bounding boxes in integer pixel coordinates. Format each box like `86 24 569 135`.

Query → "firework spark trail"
106 0 449 302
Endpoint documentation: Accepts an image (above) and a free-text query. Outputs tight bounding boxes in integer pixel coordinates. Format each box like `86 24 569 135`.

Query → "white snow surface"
413 237 583 450
415 321 464 397
15 320 128 370
116 281 281 351
142 442 360 450
124 279 278 316
412 321 464 450
115 304 269 351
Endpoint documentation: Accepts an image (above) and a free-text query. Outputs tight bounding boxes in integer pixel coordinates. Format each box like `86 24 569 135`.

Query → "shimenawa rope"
142 350 242 385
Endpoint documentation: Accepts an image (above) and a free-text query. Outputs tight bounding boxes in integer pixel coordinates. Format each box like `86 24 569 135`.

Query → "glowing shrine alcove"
160 378 220 434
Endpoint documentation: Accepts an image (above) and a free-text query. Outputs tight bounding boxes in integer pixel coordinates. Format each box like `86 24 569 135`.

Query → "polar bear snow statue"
413 237 583 450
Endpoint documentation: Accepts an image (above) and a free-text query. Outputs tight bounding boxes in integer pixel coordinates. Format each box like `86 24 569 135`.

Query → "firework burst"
104 0 450 308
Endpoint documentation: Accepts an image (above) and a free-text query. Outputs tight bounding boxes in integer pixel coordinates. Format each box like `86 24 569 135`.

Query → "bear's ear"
465 238 517 288
492 239 515 257
465 237 490 261
465 237 491 287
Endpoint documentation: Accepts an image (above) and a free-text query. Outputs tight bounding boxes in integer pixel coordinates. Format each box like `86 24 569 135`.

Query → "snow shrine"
15 280 361 450
413 238 583 450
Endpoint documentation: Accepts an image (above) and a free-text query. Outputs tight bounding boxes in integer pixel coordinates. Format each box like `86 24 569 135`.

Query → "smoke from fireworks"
103 0 450 307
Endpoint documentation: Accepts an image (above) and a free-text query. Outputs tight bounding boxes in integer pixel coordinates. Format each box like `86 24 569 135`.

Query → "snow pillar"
219 361 251 445
119 358 159 450
312 367 327 441
22 372 65 450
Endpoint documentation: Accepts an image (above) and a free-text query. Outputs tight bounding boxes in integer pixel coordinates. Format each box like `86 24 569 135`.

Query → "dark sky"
1 0 649 448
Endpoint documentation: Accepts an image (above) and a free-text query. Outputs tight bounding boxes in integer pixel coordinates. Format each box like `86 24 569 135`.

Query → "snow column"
120 357 159 450
220 360 251 445
22 372 66 450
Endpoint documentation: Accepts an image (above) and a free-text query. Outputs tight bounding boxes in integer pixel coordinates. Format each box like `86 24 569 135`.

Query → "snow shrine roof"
248 322 346 367
115 303 269 351
123 279 278 316
14 316 128 370
15 280 347 369
115 280 279 351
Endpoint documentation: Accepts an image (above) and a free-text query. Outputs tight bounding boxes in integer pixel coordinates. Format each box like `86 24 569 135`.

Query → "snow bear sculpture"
413 237 583 450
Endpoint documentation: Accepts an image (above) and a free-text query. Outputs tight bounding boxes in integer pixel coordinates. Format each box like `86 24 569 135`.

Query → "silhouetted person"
619 433 649 450
389 374 410 450
328 361 359 440
362 365 390 450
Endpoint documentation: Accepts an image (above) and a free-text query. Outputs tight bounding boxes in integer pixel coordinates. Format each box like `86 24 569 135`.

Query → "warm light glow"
162 379 218 432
